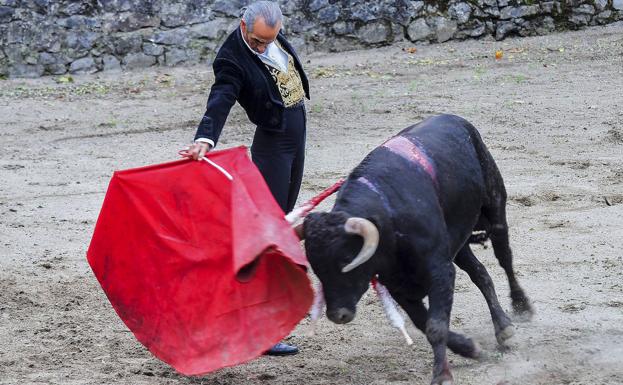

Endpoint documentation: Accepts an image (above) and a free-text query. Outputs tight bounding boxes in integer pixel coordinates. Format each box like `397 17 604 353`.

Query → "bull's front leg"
391 294 481 359
426 258 456 385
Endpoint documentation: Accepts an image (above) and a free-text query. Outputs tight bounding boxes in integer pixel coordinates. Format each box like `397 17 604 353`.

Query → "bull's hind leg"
483 198 534 319
455 245 514 345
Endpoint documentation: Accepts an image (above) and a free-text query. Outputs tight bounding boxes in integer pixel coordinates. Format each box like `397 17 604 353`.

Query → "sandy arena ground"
1 22 622 385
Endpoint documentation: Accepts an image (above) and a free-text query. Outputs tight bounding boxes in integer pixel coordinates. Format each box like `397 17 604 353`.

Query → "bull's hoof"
512 299 535 322
448 334 482 359
471 341 488 361
431 374 453 385
495 325 515 346
463 339 483 360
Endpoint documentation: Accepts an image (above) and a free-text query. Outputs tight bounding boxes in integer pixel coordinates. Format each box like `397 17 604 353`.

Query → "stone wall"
1 0 622 78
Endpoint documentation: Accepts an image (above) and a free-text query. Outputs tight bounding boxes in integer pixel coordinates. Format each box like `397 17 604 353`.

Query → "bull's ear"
300 212 326 239
293 222 304 240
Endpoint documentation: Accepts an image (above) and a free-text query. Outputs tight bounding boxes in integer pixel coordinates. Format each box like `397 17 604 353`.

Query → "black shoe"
264 342 299 356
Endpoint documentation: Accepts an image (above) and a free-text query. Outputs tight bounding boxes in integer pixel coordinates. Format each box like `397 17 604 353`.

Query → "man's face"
241 17 281 54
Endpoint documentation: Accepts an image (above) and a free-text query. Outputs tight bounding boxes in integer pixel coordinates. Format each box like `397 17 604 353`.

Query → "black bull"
301 114 533 385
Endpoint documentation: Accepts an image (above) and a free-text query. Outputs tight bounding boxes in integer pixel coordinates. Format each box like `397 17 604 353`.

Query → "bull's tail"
469 221 507 247
469 230 490 247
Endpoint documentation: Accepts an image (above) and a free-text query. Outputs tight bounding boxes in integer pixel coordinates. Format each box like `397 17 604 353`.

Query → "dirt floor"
1 21 623 385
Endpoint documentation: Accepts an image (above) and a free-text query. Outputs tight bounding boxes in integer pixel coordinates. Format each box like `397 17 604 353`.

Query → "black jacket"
194 28 310 145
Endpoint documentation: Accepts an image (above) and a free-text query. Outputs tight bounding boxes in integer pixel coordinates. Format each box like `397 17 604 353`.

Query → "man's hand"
179 142 212 160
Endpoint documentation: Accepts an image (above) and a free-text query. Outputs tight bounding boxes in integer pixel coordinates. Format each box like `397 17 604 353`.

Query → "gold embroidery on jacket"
265 45 305 107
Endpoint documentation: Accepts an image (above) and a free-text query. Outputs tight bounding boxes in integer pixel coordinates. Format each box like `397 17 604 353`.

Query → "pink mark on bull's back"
356 176 393 213
356 176 379 195
381 136 436 182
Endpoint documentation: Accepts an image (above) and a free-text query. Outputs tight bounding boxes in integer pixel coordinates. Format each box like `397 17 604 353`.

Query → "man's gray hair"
242 1 283 32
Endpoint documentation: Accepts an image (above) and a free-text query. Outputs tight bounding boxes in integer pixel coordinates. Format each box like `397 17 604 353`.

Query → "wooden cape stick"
285 179 345 224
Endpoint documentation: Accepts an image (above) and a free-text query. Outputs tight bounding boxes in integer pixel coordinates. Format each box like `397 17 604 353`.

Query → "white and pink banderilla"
286 180 414 346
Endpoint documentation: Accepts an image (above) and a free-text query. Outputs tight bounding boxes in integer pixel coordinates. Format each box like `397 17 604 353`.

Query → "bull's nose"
327 308 354 324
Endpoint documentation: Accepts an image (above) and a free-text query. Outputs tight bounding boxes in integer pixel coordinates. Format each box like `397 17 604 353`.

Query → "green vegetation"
0 81 113 98
311 103 324 114
55 75 74 84
473 65 486 80
511 74 528 83
500 74 529 84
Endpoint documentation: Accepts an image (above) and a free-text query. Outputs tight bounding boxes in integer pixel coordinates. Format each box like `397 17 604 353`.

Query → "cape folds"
87 146 313 375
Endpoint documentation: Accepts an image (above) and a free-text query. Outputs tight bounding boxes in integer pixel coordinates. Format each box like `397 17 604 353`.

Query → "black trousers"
251 104 306 213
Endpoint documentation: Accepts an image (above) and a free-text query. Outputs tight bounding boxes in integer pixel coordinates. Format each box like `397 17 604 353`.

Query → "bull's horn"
341 217 379 273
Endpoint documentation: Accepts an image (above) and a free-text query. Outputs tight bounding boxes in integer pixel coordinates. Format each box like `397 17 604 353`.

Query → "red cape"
87 147 312 375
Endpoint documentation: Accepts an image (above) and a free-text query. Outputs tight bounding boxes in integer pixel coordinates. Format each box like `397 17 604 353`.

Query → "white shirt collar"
241 27 289 73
